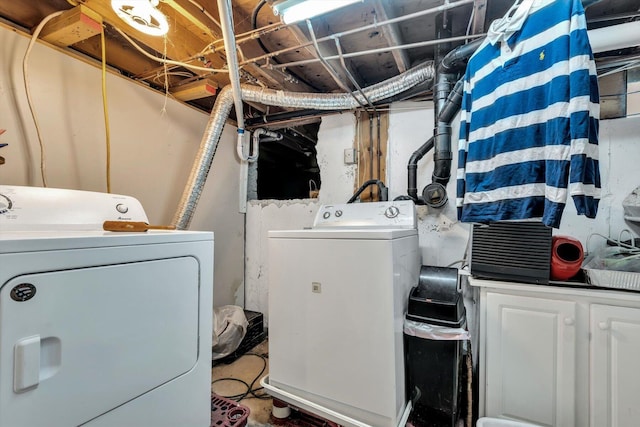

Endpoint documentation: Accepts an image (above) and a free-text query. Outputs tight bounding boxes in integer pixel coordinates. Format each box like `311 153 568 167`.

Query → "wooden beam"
471 0 488 35
69 0 227 80
163 0 221 40
164 0 317 92
356 111 388 202
372 0 410 73
171 78 218 101
72 32 166 77
287 25 351 92
40 4 103 47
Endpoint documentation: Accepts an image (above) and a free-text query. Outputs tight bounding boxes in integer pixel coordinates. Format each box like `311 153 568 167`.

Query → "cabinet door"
485 293 577 426
591 305 640 427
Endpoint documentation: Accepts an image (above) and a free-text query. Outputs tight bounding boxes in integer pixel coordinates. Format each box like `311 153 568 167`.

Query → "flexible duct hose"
172 61 435 229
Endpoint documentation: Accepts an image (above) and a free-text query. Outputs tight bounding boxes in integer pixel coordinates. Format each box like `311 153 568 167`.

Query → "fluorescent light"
272 0 363 25
111 0 169 36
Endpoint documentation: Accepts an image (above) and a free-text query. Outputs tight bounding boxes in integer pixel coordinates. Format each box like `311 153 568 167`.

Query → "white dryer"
0 185 213 427
264 201 420 427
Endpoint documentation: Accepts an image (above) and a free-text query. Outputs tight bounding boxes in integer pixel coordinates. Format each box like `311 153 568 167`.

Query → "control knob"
384 206 400 218
0 193 13 214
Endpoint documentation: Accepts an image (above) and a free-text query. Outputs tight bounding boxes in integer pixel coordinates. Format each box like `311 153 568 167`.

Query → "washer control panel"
0 185 149 231
313 201 416 229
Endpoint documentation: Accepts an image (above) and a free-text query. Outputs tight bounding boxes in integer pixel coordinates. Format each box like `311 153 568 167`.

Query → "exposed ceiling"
1 0 639 120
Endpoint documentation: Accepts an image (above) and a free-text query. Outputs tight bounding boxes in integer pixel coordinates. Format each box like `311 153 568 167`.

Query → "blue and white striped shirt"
456 0 600 228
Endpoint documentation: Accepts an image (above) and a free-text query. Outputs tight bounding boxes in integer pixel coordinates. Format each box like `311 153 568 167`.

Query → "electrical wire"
161 34 170 114
101 25 112 193
212 353 271 401
249 0 319 90
151 71 195 84
112 26 230 74
22 11 64 187
586 232 640 254
182 0 222 29
465 5 475 37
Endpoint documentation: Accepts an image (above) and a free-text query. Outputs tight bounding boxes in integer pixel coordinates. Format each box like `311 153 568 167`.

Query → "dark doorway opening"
256 123 321 200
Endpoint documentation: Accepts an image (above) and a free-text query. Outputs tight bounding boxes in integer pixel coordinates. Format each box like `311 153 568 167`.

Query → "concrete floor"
212 339 274 426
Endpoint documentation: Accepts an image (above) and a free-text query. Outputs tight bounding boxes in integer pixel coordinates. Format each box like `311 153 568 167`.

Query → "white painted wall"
0 24 245 307
386 102 470 267
316 112 358 204
245 200 320 319
245 101 640 321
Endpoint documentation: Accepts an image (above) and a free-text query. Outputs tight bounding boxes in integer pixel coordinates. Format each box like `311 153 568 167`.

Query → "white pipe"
249 128 282 162
588 21 640 54
217 0 246 154
217 0 248 212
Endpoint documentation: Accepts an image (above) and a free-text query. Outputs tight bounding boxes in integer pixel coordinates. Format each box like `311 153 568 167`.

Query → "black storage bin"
404 266 466 427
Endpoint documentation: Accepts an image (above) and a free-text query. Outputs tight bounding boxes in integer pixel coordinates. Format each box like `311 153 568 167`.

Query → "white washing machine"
0 185 213 427
264 201 420 427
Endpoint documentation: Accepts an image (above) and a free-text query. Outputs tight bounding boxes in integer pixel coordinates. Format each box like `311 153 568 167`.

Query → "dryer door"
0 257 200 427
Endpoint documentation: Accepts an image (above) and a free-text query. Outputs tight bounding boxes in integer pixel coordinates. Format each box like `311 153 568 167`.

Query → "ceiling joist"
372 0 409 74
40 4 103 47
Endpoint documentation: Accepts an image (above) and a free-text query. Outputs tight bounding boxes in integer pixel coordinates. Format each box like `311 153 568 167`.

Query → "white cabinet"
471 277 640 427
590 305 640 427
485 293 576 426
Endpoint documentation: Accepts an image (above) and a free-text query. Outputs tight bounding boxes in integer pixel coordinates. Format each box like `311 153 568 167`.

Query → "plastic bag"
583 245 640 273
403 318 470 341
212 305 248 360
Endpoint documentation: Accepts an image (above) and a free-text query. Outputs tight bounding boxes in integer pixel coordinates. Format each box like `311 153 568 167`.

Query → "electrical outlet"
344 148 357 164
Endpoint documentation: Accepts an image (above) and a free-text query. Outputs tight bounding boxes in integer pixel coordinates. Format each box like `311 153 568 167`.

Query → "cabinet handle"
564 317 575 326
598 322 609 330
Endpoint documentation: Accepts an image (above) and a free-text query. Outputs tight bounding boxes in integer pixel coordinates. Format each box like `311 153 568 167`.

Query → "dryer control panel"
0 185 149 231
313 200 416 229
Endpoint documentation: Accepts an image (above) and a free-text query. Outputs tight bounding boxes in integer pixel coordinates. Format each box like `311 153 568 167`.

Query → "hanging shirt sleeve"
456 75 472 220
568 0 601 218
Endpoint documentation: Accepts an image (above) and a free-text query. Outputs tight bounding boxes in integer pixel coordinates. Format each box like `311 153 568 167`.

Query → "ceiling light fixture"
272 0 363 25
111 0 169 36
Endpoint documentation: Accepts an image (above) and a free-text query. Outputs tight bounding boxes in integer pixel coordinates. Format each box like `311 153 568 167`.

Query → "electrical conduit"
217 0 245 156
217 0 249 212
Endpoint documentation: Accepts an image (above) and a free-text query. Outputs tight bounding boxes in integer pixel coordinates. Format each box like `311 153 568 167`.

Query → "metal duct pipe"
243 61 435 109
172 61 435 229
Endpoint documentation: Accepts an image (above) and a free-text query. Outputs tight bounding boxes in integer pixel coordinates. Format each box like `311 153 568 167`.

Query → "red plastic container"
550 236 584 281
211 394 250 427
